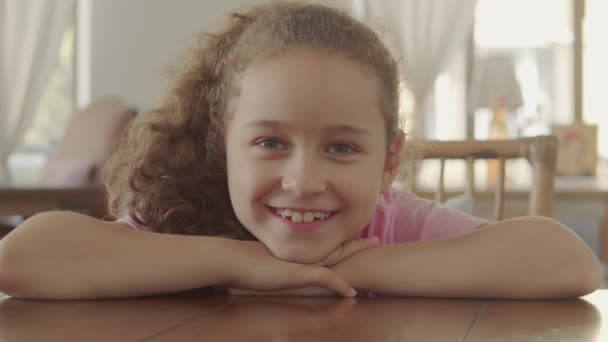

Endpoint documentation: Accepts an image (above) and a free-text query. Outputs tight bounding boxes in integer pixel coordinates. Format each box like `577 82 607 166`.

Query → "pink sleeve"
393 191 488 243
116 216 154 232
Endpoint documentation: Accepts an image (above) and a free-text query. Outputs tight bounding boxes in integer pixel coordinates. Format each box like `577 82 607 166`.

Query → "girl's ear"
381 132 405 193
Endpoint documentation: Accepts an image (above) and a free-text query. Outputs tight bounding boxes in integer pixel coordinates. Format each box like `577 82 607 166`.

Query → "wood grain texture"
0 289 226 342
148 296 482 341
465 292 607 341
1 290 606 341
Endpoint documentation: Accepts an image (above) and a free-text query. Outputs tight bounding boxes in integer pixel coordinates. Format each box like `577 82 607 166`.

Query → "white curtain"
0 0 75 183
359 0 477 137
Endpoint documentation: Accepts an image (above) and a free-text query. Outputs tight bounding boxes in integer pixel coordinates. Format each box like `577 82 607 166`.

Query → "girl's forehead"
230 48 385 131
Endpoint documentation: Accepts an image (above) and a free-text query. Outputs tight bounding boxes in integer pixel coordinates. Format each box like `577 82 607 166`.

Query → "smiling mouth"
267 206 338 224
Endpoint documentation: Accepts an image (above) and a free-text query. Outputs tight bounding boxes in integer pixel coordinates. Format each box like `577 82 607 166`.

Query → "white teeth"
302 212 315 223
276 208 332 222
291 212 303 223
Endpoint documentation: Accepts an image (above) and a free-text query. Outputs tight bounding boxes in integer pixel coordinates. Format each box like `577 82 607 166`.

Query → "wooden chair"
404 135 558 220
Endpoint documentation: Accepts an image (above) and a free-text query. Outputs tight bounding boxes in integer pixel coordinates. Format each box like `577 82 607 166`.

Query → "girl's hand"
229 237 379 297
320 236 380 267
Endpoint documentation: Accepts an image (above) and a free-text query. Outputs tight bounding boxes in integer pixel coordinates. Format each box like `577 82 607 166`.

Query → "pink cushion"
39 158 96 186
38 96 136 187
56 96 136 165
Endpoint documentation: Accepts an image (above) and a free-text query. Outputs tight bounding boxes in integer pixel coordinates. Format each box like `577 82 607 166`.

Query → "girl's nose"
281 156 327 198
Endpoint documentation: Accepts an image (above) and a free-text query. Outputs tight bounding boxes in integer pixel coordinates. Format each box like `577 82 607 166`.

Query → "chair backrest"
405 135 558 220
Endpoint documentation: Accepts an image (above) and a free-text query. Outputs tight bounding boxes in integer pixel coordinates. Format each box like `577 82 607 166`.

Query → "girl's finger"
323 236 380 267
303 267 357 298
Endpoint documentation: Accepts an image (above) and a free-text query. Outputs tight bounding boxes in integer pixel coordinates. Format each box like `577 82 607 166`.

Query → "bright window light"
475 0 573 47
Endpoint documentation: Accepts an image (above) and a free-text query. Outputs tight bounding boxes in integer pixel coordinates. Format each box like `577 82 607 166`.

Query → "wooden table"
0 290 606 341
0 184 106 218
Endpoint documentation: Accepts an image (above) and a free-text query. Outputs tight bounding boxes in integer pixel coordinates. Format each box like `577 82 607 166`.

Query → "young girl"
0 2 601 300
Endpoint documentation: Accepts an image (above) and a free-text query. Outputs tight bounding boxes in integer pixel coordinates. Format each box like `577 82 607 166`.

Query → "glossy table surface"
0 290 607 341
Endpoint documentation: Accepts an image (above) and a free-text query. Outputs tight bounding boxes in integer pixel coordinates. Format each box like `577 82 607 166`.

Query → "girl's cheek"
246 165 279 195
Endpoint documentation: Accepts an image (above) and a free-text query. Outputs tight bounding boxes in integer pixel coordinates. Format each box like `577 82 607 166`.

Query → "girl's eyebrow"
244 119 371 137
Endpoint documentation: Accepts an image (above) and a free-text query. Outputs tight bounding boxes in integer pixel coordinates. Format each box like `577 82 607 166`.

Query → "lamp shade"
469 55 523 111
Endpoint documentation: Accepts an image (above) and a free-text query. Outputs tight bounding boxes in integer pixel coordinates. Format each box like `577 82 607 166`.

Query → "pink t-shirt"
118 188 487 244
358 188 487 243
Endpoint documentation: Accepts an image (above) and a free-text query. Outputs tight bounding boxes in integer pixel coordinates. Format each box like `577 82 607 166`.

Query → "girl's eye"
256 138 286 150
327 143 357 154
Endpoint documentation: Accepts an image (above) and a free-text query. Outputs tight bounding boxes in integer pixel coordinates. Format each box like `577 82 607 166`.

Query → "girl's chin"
268 245 330 264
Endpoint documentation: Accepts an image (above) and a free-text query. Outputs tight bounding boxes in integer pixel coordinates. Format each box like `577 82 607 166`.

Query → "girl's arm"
0 211 357 300
333 216 602 299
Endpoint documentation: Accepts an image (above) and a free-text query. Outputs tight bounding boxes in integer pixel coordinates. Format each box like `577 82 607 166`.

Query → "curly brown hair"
103 1 403 238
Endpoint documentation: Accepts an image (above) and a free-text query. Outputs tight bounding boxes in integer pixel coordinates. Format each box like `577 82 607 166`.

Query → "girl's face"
225 48 397 263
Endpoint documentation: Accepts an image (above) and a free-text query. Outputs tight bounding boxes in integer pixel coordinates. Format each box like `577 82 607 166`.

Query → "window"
584 0 608 159
8 25 75 183
472 0 574 138
23 25 76 152
420 0 575 190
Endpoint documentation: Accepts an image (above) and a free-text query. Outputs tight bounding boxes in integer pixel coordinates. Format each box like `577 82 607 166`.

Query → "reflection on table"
0 289 606 341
